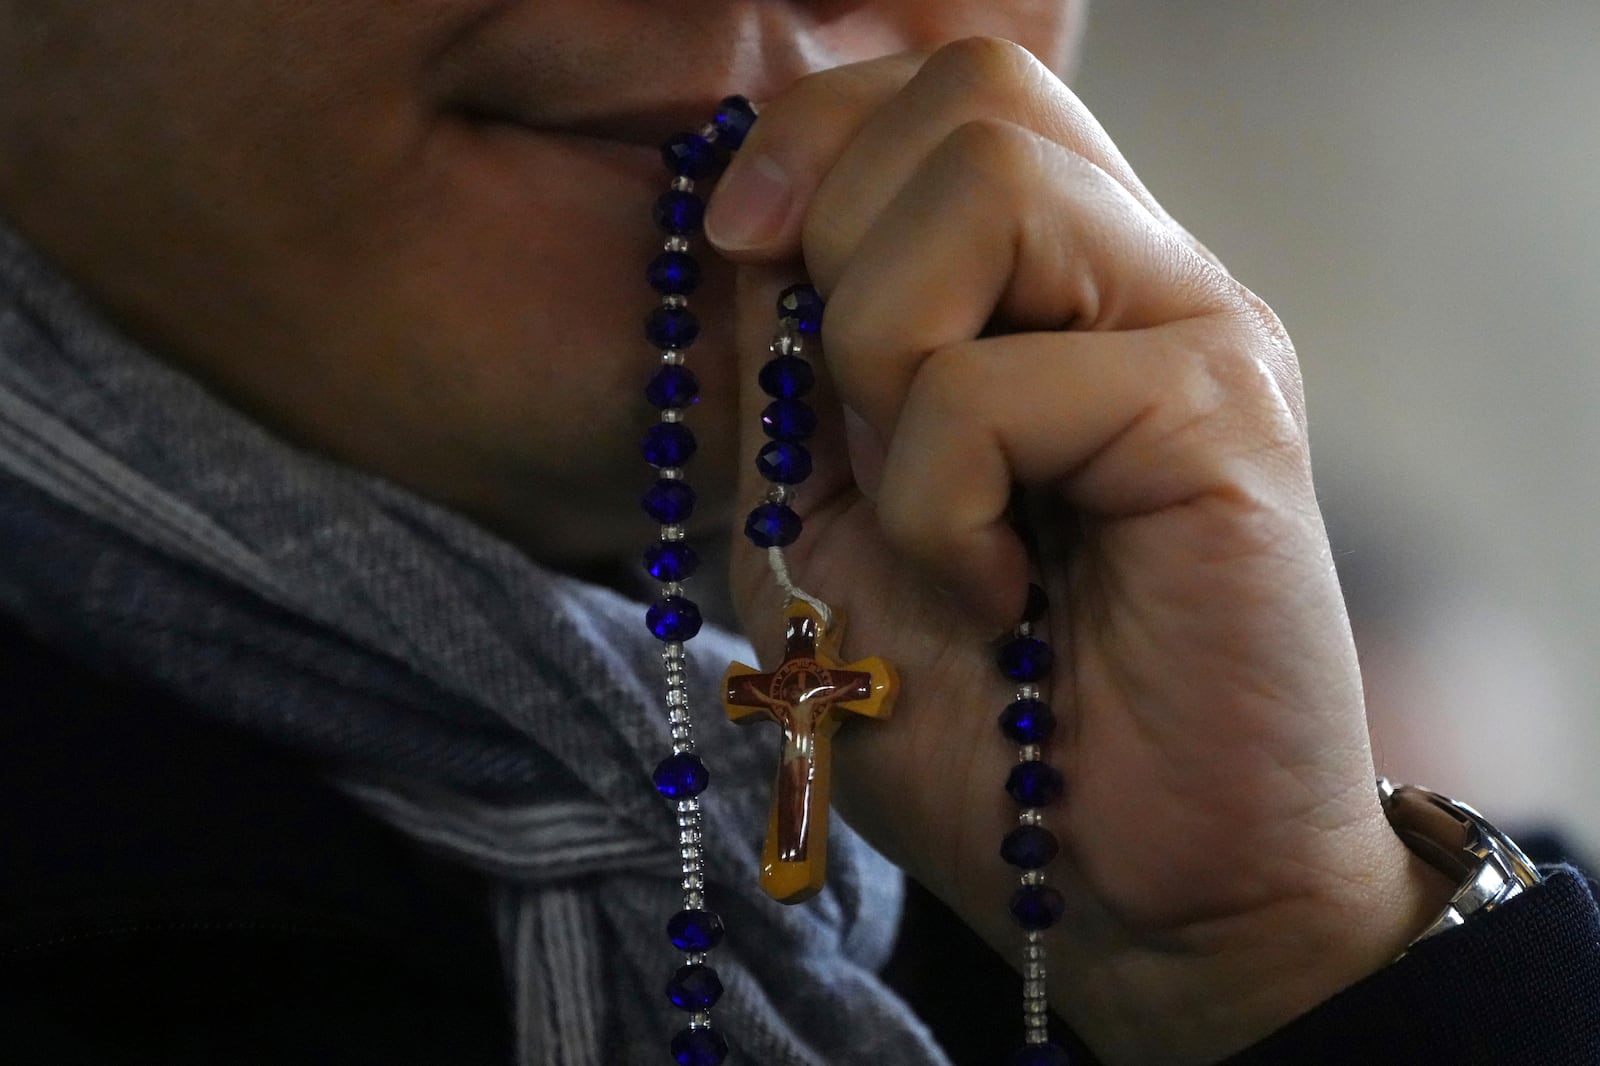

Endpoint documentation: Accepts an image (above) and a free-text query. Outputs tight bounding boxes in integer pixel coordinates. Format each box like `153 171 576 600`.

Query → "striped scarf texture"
0 220 949 1065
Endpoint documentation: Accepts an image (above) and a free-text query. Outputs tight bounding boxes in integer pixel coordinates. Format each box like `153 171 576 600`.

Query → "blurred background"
1072 1 1600 850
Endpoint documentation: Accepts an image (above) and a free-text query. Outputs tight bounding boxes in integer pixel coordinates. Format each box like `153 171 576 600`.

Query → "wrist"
1058 821 1456 1066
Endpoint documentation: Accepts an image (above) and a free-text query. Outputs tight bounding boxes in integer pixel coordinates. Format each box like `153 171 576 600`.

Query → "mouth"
451 96 736 157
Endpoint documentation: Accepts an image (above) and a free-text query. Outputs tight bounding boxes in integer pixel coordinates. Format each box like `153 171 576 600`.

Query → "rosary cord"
766 546 832 629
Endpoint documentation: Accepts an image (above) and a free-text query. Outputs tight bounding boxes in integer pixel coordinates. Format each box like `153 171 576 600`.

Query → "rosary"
639 97 1070 1066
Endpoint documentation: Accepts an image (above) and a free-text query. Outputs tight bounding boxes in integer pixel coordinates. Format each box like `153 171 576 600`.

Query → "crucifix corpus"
722 600 898 904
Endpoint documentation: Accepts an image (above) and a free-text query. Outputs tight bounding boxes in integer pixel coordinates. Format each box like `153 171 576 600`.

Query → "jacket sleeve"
1218 866 1600 1065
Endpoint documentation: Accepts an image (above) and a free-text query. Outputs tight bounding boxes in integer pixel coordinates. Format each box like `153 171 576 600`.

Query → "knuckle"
921 35 1043 93
935 117 1042 203
1185 319 1306 452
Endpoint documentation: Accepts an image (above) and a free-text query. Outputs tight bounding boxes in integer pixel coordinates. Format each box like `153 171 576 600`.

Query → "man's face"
0 1 1084 564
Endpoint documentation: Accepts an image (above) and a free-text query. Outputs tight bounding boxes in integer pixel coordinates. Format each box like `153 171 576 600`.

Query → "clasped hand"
705 38 1450 1066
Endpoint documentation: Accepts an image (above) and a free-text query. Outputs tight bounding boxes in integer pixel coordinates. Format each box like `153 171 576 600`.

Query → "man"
1 3 1595 1063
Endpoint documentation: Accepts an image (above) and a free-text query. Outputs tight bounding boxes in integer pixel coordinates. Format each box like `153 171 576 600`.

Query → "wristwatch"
1379 778 1544 948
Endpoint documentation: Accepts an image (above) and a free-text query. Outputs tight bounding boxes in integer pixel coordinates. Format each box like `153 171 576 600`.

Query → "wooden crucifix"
722 600 898 904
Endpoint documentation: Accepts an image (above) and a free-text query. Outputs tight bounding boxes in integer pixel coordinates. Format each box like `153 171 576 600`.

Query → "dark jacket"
3 615 1598 1065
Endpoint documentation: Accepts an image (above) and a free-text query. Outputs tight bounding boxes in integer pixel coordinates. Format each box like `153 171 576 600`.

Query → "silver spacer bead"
685 952 708 966
1016 621 1034 638
662 294 689 310
1017 684 1042 701
664 236 691 253
660 641 686 662
661 582 685 598
772 334 805 358
658 467 684 481
1021 870 1045 886
1024 979 1048 1000
661 525 687 542
661 348 686 366
1023 998 1048 1017
1018 744 1041 763
1018 808 1044 826
1025 930 1046 947
699 122 719 141
765 484 793 506
1024 961 1047 981
689 1011 713 1029
681 871 705 891
685 890 706 910
1025 1026 1051 1045
660 408 684 424
676 798 702 816
671 176 696 194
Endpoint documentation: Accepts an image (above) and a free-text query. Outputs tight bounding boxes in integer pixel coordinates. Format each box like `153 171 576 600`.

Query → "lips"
453 94 735 156
548 102 735 151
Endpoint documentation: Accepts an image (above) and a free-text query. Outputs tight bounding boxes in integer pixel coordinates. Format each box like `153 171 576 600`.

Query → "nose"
674 1 911 102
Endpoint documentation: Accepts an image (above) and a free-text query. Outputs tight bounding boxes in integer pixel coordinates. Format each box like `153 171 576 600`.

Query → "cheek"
291 122 749 557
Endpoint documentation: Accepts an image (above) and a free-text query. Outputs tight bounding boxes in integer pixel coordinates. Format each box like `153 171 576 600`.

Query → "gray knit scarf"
0 220 949 1065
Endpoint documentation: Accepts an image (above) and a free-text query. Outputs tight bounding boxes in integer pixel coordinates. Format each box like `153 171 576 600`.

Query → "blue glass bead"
654 190 705 235
757 355 815 399
642 479 696 524
712 95 757 150
644 542 700 583
1011 1042 1072 1066
661 132 720 179
998 636 1053 682
646 596 703 642
999 698 1056 745
1001 825 1060 870
777 284 825 336
641 423 697 467
744 503 801 548
1010 884 1066 931
667 908 725 952
647 252 702 296
646 306 700 350
646 365 700 410
756 441 812 485
666 963 724 1011
1006 761 1064 807
761 399 817 442
653 752 709 798
1023 582 1049 623
671 1026 729 1066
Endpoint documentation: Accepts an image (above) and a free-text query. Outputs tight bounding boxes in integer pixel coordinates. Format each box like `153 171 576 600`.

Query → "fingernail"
706 153 792 251
842 405 886 500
